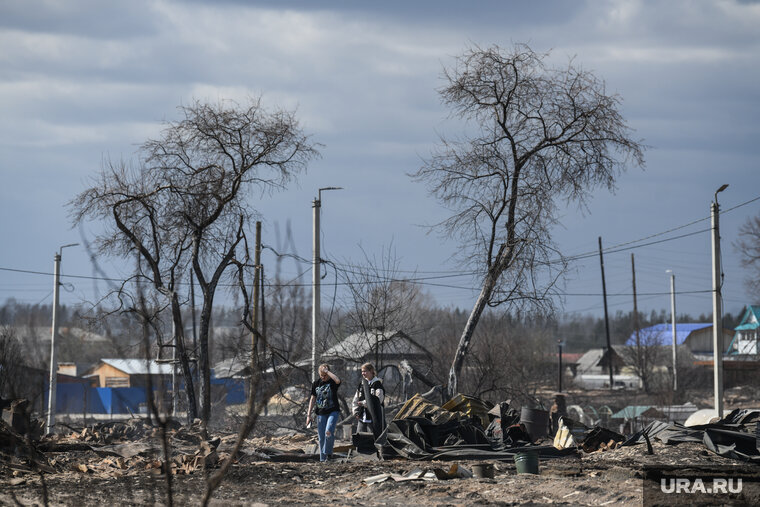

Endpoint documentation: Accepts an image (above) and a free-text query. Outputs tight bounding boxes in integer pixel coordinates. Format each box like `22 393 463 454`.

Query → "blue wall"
51 380 247 414
52 384 147 414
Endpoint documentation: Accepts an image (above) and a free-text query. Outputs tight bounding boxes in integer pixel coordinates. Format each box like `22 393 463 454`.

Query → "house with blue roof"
626 323 733 355
728 305 760 355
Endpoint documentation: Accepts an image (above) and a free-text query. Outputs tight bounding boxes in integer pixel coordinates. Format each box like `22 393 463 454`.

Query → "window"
105 376 129 388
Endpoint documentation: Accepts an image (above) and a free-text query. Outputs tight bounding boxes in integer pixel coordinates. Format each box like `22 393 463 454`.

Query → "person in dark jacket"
351 362 384 433
306 363 341 462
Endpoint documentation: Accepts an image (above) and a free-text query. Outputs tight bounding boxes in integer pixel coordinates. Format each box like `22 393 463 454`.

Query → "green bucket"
514 451 539 474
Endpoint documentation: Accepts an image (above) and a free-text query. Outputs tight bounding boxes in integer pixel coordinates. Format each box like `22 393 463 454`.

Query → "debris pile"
374 393 575 461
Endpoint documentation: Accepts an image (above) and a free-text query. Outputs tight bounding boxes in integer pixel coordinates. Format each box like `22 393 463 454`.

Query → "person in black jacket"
351 362 384 433
306 363 341 462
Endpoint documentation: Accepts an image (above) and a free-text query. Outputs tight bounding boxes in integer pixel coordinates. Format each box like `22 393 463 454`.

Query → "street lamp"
557 339 566 392
312 187 343 381
666 269 677 392
46 242 79 434
711 184 728 419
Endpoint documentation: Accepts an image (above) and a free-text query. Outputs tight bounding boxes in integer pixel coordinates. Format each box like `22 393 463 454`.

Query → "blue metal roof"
626 323 712 347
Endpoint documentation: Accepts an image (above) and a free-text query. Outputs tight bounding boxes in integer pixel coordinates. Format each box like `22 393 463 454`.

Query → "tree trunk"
170 294 197 423
198 296 214 428
447 271 498 398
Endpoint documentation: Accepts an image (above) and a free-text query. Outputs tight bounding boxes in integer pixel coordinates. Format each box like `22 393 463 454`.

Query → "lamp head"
318 186 344 200
58 243 79 256
714 184 728 204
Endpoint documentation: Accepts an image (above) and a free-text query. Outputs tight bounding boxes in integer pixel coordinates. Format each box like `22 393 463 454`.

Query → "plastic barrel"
514 451 539 474
520 407 549 441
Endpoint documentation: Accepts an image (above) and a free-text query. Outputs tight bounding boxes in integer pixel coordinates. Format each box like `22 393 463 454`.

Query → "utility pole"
631 254 639 345
557 339 564 392
632 254 641 386
46 243 78 434
249 222 261 401
312 187 342 381
667 270 677 392
598 237 614 390
712 184 728 419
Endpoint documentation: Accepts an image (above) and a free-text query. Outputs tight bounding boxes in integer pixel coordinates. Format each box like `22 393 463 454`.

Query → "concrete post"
46 253 61 434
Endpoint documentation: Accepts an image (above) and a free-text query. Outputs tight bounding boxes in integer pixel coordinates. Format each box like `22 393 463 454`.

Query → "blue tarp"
50 379 247 414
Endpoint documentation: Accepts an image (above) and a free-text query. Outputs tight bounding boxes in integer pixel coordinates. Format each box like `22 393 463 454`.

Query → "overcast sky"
1 0 759 325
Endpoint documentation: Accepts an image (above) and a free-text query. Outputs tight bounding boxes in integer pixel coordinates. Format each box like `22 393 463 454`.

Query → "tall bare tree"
70 98 318 426
339 245 424 367
413 44 645 397
619 327 666 394
736 214 760 296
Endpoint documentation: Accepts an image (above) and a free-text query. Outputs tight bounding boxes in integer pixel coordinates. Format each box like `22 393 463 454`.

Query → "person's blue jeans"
317 411 339 461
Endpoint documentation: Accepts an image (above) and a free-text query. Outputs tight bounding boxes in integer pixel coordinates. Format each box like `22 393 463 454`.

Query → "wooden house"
85 359 174 388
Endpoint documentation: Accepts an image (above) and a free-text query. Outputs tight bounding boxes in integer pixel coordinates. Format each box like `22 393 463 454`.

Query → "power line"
2 193 758 293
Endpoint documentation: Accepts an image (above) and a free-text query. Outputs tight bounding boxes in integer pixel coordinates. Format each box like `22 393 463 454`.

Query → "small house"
728 305 760 355
321 329 434 397
86 358 174 388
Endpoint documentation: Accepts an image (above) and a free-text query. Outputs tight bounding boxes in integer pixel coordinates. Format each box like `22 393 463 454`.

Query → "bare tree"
0 326 24 401
339 245 424 367
735 214 760 295
70 98 318 427
619 327 666 394
331 245 440 403
413 44 645 397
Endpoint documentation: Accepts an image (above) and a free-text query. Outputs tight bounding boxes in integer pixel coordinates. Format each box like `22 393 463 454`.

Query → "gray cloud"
1 0 758 318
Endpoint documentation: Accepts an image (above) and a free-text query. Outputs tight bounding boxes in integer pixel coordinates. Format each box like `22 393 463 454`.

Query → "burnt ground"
2 422 759 506
4 385 760 506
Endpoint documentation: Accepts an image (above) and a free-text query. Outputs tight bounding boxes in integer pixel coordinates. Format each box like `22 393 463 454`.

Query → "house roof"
575 347 625 373
213 356 251 378
97 359 174 376
321 330 427 361
735 305 760 331
213 355 312 378
576 349 605 373
611 405 663 420
626 323 713 346
554 352 584 364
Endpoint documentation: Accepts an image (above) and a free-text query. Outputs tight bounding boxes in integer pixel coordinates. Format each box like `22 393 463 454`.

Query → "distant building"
728 305 760 355
573 347 640 389
85 358 174 388
321 329 430 366
626 323 733 355
575 347 626 377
